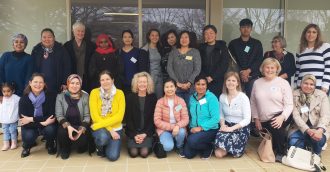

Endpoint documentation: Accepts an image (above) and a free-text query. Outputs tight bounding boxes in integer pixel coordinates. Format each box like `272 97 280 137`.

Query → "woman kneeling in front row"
184 75 220 159
214 72 251 158
288 74 330 155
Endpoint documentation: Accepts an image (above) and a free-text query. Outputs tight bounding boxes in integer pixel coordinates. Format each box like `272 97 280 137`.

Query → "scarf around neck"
28 91 46 117
298 89 313 107
100 85 116 117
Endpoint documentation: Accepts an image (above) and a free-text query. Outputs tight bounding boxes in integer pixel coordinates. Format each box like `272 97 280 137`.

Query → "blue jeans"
2 123 18 141
92 128 122 161
184 129 218 159
288 130 326 155
21 124 57 149
159 128 186 151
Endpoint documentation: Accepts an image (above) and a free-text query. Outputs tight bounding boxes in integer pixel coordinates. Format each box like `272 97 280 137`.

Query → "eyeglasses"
271 40 280 43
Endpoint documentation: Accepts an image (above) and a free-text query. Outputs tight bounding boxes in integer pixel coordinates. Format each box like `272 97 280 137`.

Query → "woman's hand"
321 87 328 94
206 76 213 83
67 125 79 141
254 118 262 130
308 128 324 141
271 115 285 129
134 133 146 144
61 85 67 92
20 115 33 126
172 125 180 136
40 115 56 126
190 127 202 134
279 73 288 79
221 126 234 132
110 130 120 140
220 124 228 131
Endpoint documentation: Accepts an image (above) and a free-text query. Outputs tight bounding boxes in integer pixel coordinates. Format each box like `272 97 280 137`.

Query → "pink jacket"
154 95 189 136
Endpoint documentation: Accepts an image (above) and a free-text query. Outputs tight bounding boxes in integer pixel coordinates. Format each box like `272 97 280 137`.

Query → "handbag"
282 141 326 172
227 49 240 73
152 134 167 159
257 128 275 163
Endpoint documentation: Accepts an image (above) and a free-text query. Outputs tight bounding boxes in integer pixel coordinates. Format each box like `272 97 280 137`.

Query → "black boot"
46 140 57 155
60 149 70 160
21 148 30 158
96 146 105 157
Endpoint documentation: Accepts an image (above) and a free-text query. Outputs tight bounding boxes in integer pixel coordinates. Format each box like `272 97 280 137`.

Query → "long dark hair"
299 24 323 53
146 28 163 55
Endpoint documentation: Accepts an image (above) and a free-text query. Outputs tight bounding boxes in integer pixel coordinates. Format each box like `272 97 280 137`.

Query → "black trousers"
57 126 88 152
261 115 292 155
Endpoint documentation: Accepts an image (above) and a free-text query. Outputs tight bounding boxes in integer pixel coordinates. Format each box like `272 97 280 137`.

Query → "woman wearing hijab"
288 74 330 155
88 34 123 91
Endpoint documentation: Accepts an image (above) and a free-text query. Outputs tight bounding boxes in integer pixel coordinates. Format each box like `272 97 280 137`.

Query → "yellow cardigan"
89 88 125 131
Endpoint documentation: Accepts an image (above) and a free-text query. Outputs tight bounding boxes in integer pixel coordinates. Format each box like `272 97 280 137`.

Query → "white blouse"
219 92 251 127
0 94 20 124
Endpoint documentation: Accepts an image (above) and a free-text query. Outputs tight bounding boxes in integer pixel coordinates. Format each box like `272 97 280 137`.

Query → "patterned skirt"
214 121 250 157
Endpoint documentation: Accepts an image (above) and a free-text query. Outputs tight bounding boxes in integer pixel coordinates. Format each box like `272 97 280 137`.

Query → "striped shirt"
294 43 330 90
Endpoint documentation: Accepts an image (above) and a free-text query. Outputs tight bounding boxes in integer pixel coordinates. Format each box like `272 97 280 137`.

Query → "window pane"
0 0 68 53
71 0 138 47
286 0 330 53
142 0 206 45
223 0 283 51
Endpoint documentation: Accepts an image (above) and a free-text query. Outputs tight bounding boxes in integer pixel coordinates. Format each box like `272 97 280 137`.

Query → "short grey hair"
12 33 28 46
72 21 85 31
272 35 287 48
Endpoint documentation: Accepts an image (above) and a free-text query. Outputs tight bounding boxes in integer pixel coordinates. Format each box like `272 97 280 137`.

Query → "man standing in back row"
228 18 263 98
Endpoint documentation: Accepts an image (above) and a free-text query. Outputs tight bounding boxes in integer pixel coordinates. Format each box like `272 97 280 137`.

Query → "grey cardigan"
167 48 201 84
55 91 90 127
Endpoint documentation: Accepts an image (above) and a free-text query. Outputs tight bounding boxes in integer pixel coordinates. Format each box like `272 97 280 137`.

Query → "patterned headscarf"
299 74 317 106
66 74 83 96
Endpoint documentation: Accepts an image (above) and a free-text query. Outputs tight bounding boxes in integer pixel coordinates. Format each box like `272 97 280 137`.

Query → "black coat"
138 49 151 73
63 39 96 92
31 42 71 93
199 40 230 97
228 37 264 79
88 51 124 90
124 93 157 138
19 92 57 129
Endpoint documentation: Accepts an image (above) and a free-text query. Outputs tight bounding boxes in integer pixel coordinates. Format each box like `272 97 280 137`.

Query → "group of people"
0 18 329 163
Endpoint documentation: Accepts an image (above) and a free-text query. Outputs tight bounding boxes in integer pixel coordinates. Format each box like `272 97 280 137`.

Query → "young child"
0 83 20 151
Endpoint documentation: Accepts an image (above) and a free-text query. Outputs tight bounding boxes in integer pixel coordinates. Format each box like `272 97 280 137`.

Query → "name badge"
130 57 137 63
175 104 182 112
185 56 193 60
270 86 278 92
301 105 309 113
199 98 207 105
244 46 250 53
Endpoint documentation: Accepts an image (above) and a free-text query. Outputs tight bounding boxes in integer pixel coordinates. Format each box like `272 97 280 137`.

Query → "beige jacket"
288 89 330 139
